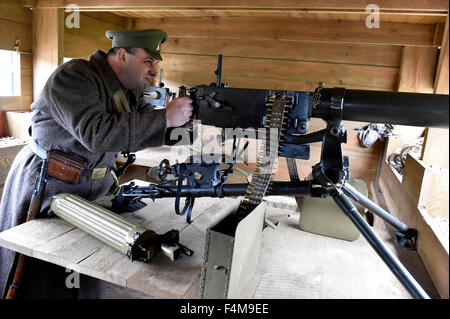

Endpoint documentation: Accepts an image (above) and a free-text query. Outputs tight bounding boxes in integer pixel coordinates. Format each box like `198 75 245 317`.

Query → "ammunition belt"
235 94 290 224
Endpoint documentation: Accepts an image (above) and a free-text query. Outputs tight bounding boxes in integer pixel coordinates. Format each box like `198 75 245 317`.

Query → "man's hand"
165 97 193 127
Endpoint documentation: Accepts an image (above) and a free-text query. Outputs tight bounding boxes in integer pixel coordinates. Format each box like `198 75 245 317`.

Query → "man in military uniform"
0 29 193 298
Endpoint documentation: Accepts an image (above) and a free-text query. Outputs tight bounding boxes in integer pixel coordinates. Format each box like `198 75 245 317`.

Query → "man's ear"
116 48 128 64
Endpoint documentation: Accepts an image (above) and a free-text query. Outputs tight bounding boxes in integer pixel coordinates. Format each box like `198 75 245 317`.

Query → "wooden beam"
433 23 446 45
31 0 449 11
378 156 449 298
115 10 447 25
26 0 449 26
434 14 449 94
159 38 402 67
32 8 64 100
135 17 437 46
0 96 33 112
402 154 449 218
397 46 438 93
420 127 449 169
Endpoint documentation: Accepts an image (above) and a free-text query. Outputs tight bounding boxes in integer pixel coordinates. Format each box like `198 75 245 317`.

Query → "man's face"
121 48 159 90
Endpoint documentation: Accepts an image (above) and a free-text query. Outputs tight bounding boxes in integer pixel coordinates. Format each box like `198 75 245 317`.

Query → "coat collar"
89 50 122 98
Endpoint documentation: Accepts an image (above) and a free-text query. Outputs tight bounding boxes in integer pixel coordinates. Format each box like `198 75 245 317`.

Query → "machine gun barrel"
112 181 313 214
313 88 449 128
115 181 312 201
181 181 312 197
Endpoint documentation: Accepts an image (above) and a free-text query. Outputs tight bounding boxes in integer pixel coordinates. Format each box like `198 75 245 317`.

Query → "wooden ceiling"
27 0 448 24
114 11 446 24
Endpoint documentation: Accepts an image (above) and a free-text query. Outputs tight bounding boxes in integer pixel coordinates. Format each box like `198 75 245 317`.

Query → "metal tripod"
330 182 429 299
308 87 430 299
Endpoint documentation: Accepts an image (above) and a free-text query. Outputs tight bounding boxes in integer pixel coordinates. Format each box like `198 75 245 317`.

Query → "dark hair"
107 47 137 55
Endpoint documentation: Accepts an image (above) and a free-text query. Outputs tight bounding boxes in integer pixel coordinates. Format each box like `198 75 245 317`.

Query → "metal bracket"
394 228 418 251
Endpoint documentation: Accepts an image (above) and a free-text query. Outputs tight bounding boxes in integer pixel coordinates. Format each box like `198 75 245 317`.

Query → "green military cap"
105 29 167 61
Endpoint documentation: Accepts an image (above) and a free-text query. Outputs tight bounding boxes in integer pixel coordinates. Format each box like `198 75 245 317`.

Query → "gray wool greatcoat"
0 50 168 297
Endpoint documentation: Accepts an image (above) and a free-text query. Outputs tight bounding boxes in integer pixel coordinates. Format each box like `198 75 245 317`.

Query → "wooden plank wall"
32 8 64 100
64 12 132 59
136 17 405 92
132 16 443 92
434 15 449 94
0 1 33 111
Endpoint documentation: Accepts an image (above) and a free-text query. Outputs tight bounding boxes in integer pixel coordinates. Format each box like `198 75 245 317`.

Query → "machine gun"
114 55 449 299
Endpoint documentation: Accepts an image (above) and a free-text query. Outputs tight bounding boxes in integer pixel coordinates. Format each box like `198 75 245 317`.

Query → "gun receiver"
190 85 448 130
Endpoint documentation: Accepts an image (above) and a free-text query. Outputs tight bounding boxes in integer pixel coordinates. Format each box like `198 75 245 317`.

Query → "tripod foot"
394 228 417 250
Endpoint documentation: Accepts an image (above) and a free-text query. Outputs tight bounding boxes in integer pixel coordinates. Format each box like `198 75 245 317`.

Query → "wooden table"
0 194 237 298
0 191 424 299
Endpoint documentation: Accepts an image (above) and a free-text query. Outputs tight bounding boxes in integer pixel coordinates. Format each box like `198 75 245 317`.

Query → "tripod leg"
332 188 429 299
342 183 418 250
342 182 408 232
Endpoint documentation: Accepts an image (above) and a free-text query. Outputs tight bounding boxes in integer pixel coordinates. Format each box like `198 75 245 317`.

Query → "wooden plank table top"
0 188 428 299
0 193 236 298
